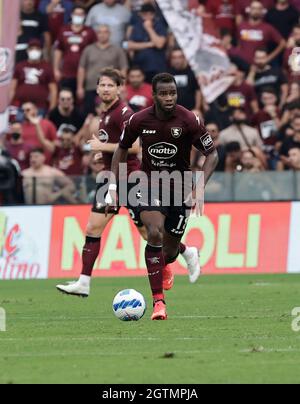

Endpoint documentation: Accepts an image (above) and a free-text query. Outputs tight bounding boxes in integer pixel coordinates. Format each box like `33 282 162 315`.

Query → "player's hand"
105 185 119 217
184 190 204 217
87 134 103 152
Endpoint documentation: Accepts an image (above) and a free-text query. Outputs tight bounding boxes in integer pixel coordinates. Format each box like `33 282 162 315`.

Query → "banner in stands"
156 0 234 103
0 0 20 133
0 207 52 280
1 202 299 280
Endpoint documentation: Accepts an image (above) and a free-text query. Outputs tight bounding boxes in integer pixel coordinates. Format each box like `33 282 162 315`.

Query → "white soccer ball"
112 289 146 321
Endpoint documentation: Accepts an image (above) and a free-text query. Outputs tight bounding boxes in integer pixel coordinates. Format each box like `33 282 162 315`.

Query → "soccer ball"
112 289 146 321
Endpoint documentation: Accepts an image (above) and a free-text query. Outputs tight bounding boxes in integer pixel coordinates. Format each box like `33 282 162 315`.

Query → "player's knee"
145 224 163 246
86 221 102 238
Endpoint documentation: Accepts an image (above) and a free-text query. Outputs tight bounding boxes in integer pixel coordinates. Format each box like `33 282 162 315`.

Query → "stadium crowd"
1 0 300 205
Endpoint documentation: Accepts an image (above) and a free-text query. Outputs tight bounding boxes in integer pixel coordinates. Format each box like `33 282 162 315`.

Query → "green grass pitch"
1 274 300 384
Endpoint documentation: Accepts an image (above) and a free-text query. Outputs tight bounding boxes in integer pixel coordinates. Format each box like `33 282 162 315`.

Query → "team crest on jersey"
171 127 182 139
99 129 109 143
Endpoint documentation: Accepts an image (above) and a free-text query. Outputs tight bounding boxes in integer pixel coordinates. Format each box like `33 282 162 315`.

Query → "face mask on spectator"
72 15 85 26
11 133 21 141
28 49 42 61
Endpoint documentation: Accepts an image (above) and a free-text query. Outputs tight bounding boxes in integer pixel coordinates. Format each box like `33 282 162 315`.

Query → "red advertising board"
48 203 291 279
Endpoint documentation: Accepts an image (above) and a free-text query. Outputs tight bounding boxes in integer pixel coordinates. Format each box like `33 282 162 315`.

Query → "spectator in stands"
224 141 244 173
247 48 288 106
252 88 281 143
128 3 168 83
4 122 31 171
235 0 275 26
53 6 97 95
284 24 300 81
20 0 52 60
205 93 232 131
167 48 202 115
284 146 300 170
86 0 131 45
284 82 300 107
39 0 74 42
265 0 299 40
226 63 259 119
279 115 300 161
52 127 84 175
78 24 128 114
125 66 153 112
16 23 31 64
22 148 77 204
10 39 57 114
206 122 226 171
241 149 266 172
219 107 264 150
252 88 282 168
48 88 85 134
0 149 24 205
20 102 57 159
73 1 99 13
233 1 286 65
206 0 236 36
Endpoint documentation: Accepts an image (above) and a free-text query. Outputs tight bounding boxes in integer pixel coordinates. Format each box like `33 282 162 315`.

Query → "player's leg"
140 210 168 320
128 206 189 288
164 209 201 284
56 211 115 297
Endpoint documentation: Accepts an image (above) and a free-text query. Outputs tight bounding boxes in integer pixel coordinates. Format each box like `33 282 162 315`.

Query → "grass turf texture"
0 274 300 384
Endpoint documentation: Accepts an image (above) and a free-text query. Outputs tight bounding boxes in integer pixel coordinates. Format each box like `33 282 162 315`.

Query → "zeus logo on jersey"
148 143 178 160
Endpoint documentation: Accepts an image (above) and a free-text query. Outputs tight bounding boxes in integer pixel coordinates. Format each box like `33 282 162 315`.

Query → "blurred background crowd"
1 0 300 205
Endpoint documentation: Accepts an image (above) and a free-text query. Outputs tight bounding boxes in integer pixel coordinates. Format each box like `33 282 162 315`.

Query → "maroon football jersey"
55 25 97 79
99 99 141 173
120 105 215 176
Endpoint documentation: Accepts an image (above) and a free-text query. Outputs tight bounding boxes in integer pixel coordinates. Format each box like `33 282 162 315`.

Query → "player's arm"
87 134 140 154
105 116 140 212
191 115 219 185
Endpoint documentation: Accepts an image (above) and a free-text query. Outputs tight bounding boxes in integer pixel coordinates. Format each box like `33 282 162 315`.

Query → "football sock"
145 244 165 301
179 243 187 254
81 236 101 277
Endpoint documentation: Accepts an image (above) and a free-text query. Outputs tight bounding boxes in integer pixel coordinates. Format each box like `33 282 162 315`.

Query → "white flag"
157 0 234 103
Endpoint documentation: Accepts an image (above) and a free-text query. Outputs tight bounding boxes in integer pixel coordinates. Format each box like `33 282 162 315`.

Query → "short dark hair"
72 5 86 13
97 68 124 86
225 141 241 153
261 87 277 96
128 66 145 75
152 73 177 93
30 148 45 155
